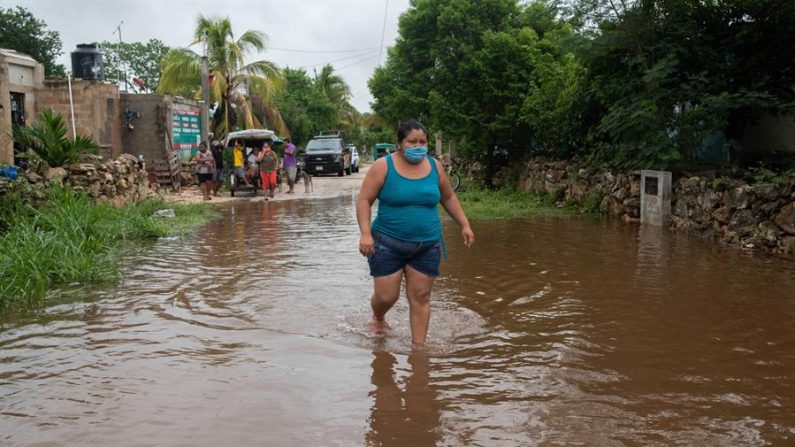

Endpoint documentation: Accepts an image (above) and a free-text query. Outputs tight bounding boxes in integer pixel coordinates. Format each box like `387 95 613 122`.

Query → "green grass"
0 187 214 308
456 188 578 220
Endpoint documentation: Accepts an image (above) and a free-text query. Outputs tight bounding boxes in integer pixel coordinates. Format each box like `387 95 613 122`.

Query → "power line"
377 0 389 66
302 48 380 71
336 52 380 72
268 46 380 54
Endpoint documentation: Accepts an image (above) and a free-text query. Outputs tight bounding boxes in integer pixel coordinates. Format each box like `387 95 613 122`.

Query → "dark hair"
396 119 428 143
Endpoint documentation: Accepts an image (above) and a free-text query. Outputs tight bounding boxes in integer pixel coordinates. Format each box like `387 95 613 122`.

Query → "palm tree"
314 64 351 105
13 108 99 167
313 64 362 136
157 15 286 137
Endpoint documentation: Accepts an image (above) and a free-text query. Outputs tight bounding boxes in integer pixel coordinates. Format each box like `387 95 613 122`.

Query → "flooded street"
2 184 795 446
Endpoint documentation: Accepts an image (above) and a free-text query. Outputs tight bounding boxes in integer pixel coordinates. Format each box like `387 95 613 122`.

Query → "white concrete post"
640 170 672 226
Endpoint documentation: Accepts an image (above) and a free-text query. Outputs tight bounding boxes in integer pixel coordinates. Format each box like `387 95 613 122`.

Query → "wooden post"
435 130 442 157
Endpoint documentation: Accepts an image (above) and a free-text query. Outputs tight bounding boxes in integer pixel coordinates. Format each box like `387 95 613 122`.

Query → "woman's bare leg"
369 270 403 332
404 266 435 345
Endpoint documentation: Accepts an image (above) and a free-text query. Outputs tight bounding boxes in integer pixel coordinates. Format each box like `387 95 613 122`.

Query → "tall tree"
0 6 65 77
157 15 285 137
273 68 338 144
371 0 532 186
100 39 170 93
314 64 351 104
313 64 361 139
576 0 795 167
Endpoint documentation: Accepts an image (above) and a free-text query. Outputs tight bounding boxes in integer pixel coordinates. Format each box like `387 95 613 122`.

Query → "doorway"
10 92 25 127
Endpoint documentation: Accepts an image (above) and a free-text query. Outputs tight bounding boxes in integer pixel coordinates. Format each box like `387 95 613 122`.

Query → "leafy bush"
12 108 99 167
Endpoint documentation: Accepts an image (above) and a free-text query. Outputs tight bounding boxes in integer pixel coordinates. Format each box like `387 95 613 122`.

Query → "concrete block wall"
36 79 123 159
120 94 203 166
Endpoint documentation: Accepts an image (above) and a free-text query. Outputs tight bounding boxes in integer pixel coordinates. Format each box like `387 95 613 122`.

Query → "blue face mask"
404 146 428 164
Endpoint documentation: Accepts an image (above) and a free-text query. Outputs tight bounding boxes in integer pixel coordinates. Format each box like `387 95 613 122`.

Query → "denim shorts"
368 230 442 277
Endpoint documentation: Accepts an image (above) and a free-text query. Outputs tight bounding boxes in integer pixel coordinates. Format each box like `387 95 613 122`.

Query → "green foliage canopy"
100 39 170 93
369 0 795 175
0 6 65 77
273 67 339 145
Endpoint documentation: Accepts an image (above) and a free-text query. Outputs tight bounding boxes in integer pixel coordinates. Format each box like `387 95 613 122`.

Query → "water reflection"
366 349 441 447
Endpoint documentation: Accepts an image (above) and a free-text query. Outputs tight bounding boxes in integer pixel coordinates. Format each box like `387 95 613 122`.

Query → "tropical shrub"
12 108 99 167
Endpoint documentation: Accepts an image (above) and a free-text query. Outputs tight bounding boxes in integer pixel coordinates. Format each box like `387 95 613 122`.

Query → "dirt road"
163 165 369 204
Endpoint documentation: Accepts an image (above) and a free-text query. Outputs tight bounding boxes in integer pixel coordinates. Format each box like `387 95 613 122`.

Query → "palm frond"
237 30 266 53
246 75 285 104
13 108 99 167
157 48 202 95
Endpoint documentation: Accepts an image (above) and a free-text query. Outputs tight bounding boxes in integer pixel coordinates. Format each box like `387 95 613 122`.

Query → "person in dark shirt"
210 140 225 196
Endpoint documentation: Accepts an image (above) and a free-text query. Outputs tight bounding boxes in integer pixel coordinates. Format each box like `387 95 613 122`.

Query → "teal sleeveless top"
372 155 441 242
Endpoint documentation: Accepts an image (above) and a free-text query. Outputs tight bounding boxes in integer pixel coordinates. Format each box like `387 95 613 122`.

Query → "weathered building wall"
120 94 203 165
0 49 45 166
36 79 123 159
510 158 795 256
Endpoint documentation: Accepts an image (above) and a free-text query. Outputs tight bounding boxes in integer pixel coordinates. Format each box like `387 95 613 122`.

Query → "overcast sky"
2 0 412 112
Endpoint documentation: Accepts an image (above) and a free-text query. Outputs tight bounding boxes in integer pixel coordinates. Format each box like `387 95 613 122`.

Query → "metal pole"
113 21 127 92
200 56 210 143
67 72 77 139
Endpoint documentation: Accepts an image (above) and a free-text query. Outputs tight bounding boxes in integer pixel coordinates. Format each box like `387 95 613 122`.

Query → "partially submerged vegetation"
0 187 214 308
456 188 581 221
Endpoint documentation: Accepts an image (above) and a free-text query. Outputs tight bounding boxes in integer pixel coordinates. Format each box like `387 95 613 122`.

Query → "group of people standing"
195 138 299 200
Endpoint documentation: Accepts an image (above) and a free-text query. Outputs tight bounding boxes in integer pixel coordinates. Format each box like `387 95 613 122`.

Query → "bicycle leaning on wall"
437 153 461 192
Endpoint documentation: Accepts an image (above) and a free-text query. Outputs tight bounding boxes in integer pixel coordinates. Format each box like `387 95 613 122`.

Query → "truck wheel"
338 167 344 176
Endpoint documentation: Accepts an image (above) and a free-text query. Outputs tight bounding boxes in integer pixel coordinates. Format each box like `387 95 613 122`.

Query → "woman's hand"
359 233 375 257
461 226 475 249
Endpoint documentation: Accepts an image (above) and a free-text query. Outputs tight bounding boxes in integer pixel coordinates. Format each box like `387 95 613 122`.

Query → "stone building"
1 48 205 175
0 48 45 166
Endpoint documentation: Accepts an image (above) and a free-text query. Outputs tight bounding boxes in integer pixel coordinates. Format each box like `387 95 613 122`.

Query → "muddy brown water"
2 195 795 446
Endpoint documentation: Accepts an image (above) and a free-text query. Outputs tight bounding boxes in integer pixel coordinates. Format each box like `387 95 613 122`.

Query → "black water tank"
71 44 104 80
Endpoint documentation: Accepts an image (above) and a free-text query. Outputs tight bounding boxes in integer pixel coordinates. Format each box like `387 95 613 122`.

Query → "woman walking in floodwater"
357 119 474 346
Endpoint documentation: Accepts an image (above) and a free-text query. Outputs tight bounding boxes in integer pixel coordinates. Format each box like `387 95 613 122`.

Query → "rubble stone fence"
0 154 158 207
485 157 795 256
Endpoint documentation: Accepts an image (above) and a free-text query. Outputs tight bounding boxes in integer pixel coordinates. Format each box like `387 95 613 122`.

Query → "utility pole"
200 56 210 143
113 21 128 92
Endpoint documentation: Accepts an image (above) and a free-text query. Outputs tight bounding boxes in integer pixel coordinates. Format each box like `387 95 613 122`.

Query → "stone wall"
0 153 157 207
509 158 795 256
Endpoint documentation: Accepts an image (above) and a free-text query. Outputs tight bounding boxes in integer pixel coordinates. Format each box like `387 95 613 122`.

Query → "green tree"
314 64 351 104
157 15 285 137
273 68 338 144
13 108 99 167
100 39 170 93
0 6 65 77
313 64 362 142
371 0 560 186
573 0 795 167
